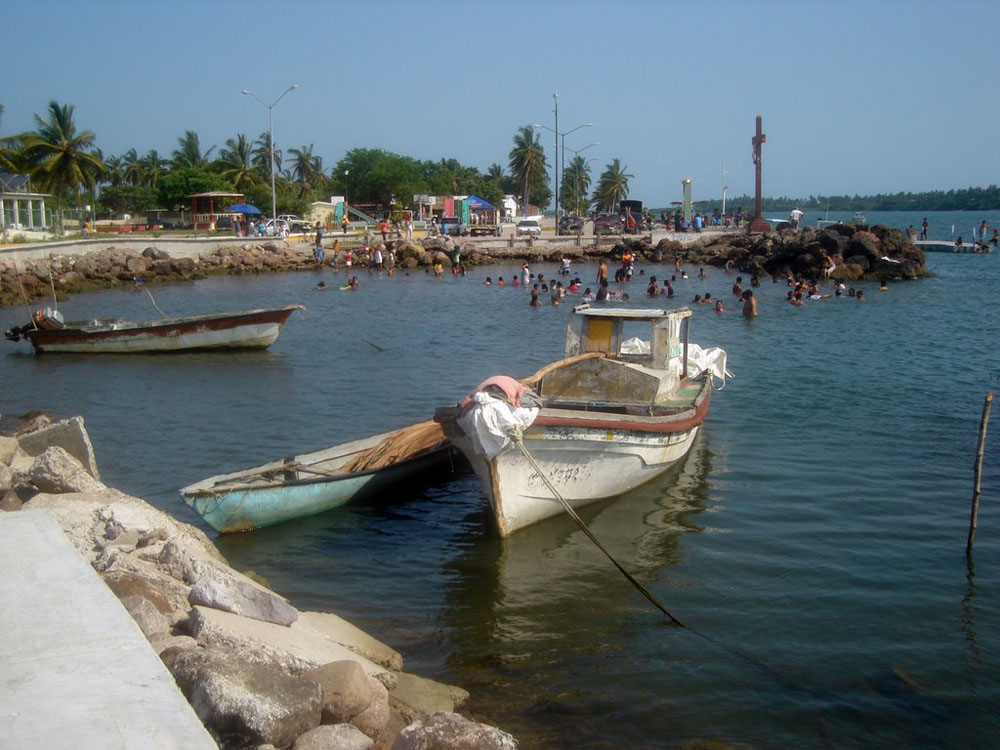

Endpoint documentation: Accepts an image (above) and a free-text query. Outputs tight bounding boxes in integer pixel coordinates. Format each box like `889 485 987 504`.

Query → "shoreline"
0 414 516 748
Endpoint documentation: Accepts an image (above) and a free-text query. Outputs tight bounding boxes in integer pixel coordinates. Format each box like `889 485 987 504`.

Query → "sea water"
2 211 998 749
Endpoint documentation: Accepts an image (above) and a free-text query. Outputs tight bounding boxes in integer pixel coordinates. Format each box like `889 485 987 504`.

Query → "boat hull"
443 385 710 536
25 307 299 354
180 428 453 533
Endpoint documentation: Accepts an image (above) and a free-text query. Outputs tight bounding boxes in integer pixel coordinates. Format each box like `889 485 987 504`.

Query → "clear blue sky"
4 0 997 206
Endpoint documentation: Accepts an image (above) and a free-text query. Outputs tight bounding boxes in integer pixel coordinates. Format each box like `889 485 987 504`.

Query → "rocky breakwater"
0 243 326 308
1 412 518 750
650 223 927 282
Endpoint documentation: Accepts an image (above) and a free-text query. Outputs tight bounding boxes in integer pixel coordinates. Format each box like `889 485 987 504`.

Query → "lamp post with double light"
534 118 592 226
241 84 298 224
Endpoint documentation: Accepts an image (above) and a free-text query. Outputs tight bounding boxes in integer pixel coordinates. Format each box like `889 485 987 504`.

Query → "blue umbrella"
227 203 261 215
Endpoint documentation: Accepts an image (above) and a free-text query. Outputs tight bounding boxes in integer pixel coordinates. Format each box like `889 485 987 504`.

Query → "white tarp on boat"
619 339 729 387
457 392 539 460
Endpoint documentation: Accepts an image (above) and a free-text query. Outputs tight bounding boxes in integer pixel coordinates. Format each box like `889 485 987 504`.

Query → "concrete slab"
0 511 215 750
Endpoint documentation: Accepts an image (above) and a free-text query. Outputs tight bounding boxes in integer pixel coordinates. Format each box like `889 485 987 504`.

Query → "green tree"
141 150 168 188
218 134 258 193
593 158 632 211
562 155 593 215
100 184 159 213
287 144 323 199
16 100 104 230
336 148 426 207
251 131 282 178
158 167 234 211
122 148 143 186
171 130 215 170
508 126 550 214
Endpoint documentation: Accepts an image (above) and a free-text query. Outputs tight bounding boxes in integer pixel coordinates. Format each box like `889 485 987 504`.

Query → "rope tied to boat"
505 425 686 627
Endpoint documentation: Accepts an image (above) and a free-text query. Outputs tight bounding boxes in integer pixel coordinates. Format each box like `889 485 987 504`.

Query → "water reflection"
437 435 717 745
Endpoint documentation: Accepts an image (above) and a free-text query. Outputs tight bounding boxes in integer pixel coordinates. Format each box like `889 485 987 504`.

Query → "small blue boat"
180 422 453 533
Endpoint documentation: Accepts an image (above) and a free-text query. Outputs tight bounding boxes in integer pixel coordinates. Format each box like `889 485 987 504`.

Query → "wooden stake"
967 392 994 557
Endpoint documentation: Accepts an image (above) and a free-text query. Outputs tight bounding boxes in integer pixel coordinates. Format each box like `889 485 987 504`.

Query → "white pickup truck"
277 215 312 233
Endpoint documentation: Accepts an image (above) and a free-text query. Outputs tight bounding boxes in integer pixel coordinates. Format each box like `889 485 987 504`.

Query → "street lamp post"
241 84 298 224
534 118 592 225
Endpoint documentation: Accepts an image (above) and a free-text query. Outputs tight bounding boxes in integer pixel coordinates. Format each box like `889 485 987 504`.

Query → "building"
0 173 50 230
189 191 244 231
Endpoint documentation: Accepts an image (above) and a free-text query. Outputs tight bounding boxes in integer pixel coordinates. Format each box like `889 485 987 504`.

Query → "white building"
0 173 50 230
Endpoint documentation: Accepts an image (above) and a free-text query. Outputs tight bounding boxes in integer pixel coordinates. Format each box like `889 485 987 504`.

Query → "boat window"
583 318 615 353
619 321 651 359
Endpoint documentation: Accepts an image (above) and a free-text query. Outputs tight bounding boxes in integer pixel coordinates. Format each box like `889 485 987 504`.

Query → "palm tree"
171 130 215 170
217 134 258 193
122 148 143 186
287 144 322 198
17 100 104 231
562 155 593 215
141 149 168 188
103 154 124 187
508 125 548 216
593 158 632 212
252 131 282 178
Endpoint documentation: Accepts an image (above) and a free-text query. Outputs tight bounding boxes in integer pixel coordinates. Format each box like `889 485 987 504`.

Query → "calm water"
3 211 999 749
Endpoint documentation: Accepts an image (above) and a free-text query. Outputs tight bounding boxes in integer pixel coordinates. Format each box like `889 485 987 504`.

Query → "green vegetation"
593 159 632 212
5 99 993 225
703 186 1000 212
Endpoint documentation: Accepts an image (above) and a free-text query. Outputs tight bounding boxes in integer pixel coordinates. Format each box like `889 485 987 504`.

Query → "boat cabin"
540 305 695 414
564 305 691 371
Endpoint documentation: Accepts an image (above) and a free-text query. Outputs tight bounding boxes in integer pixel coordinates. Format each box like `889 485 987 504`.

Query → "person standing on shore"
341 214 349 234
789 207 803 228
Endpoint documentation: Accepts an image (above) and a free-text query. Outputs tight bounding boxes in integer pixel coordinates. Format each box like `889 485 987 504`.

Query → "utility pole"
553 94 559 228
748 114 770 233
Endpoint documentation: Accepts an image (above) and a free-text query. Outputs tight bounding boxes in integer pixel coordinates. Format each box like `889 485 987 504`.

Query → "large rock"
170 647 322 748
16 416 101 479
351 676 391 741
304 660 373 723
120 594 171 639
0 435 18 465
28 446 105 494
186 606 398 687
391 713 517 750
188 568 299 626
293 724 373 750
389 672 469 725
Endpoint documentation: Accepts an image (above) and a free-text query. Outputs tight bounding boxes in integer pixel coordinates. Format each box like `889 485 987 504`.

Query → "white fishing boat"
435 305 728 537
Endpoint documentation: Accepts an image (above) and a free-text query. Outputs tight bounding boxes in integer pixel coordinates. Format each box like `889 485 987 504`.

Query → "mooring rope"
508 427 686 627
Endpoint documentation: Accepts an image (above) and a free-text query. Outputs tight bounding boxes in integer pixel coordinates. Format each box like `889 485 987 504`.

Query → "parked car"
557 215 584 235
277 214 311 232
264 218 290 237
592 213 623 235
146 216 184 230
439 217 469 236
516 219 542 237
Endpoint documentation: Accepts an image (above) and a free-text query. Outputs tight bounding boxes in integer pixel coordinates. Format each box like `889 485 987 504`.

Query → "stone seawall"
0 412 517 750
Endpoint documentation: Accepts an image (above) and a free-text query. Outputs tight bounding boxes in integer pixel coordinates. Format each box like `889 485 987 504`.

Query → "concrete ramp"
0 511 215 749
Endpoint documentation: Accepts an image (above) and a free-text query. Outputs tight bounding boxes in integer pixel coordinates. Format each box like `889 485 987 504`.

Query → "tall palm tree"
171 130 215 170
218 134 258 192
141 149 168 188
17 100 104 230
508 125 548 215
252 131 282 178
287 144 322 198
562 155 593 215
593 158 632 212
122 148 143 186
103 154 125 187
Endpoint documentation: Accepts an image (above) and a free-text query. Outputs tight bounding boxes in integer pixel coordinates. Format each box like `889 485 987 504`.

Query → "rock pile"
645 223 927 281
1 412 518 750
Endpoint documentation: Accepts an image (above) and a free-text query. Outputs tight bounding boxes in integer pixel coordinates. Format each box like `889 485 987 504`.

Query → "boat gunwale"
180 440 451 498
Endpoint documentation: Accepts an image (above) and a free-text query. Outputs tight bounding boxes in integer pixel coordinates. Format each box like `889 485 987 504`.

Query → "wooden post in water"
966 392 994 557
748 115 771 234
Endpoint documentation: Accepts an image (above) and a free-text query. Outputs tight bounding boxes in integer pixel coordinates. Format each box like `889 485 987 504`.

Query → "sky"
3 0 998 207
